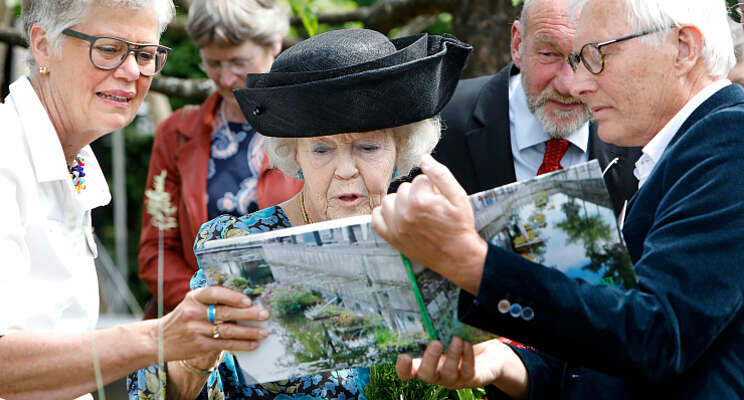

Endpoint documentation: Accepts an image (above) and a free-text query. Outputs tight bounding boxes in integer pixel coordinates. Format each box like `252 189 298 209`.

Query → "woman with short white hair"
0 1 271 399
131 27 471 400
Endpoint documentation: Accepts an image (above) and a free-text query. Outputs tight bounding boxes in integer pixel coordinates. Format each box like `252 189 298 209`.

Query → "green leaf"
512 0 523 6
289 0 319 37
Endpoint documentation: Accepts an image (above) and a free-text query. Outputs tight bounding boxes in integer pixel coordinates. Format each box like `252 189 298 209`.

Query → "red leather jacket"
138 93 302 314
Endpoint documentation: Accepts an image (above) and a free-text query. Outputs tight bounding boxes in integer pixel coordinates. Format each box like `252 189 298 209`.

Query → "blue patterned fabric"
206 116 266 220
128 206 369 400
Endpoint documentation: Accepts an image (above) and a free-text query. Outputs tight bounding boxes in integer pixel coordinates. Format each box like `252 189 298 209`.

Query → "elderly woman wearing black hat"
128 28 471 399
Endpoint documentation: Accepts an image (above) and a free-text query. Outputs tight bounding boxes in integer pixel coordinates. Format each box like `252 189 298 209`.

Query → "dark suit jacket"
459 84 744 398
435 64 640 216
435 64 641 399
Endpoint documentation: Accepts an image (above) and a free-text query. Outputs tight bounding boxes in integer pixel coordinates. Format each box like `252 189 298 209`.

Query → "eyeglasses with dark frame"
567 26 668 75
62 28 172 76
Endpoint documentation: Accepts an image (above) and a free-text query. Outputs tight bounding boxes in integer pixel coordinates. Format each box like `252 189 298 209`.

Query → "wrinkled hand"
397 338 529 399
157 286 270 363
372 154 488 295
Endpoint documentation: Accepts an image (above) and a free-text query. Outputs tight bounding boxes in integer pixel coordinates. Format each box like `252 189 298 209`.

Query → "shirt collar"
9 76 68 183
8 76 111 209
634 79 731 188
509 73 589 153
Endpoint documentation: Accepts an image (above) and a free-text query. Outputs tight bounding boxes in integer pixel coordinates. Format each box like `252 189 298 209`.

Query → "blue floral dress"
127 206 370 400
206 111 266 220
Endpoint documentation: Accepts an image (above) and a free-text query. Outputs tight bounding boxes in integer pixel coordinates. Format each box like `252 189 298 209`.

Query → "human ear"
673 25 703 75
270 40 282 58
511 21 524 69
29 23 52 72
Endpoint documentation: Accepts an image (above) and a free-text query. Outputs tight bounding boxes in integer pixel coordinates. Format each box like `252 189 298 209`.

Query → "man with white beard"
434 0 640 217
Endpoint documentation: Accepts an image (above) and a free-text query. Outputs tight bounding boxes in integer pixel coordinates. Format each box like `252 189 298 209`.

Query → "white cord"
602 157 620 177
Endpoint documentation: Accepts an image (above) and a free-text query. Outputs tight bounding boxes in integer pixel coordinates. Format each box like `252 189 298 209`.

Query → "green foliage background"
34 0 741 397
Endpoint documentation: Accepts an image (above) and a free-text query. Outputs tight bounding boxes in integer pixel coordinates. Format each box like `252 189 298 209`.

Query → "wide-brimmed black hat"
233 28 472 138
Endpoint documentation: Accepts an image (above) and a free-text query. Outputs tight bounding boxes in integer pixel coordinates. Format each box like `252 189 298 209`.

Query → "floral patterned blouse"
206 112 266 220
127 206 370 400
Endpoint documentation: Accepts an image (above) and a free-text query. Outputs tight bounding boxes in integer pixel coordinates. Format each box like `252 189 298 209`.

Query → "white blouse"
0 76 111 337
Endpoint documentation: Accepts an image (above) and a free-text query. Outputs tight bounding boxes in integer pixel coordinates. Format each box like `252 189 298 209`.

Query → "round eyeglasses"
62 28 171 77
199 59 256 76
567 27 668 75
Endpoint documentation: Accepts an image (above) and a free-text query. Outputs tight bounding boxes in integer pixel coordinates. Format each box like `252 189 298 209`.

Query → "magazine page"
195 160 636 383
197 215 451 384
470 159 636 290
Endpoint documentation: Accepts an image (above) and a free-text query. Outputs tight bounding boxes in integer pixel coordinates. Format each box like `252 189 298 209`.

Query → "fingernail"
259 328 268 338
259 310 269 320
250 342 258 350
242 297 252 306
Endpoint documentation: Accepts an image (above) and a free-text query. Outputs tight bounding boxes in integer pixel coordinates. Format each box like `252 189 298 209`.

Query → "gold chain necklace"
300 191 313 224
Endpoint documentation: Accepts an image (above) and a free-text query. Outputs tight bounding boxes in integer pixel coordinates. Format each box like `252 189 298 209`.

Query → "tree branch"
150 75 214 101
291 0 454 34
0 26 27 48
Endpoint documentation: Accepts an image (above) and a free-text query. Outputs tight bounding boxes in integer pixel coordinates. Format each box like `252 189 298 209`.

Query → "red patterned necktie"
537 138 571 175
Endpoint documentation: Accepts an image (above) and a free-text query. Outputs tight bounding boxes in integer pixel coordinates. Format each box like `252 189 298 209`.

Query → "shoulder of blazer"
670 84 744 148
442 64 516 133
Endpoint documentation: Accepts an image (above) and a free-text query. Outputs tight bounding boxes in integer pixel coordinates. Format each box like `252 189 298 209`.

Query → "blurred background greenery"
1 0 741 398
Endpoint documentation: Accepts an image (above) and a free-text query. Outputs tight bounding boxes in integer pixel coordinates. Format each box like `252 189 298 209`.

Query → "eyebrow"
532 34 562 49
92 30 159 45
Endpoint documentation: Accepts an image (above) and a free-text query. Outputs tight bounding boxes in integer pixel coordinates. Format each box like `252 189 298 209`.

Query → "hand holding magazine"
195 160 636 384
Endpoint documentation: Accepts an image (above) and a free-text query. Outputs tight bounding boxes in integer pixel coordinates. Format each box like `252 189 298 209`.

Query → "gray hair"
570 0 735 78
22 0 175 68
518 0 535 35
263 117 442 181
186 0 289 48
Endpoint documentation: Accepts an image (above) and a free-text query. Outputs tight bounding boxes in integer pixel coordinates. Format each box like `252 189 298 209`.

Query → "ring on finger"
212 324 220 339
207 304 217 324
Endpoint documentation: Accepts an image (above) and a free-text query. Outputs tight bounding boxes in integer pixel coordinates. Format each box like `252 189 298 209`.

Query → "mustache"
534 90 584 107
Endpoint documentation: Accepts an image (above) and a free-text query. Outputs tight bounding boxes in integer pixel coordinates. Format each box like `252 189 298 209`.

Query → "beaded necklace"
69 155 86 192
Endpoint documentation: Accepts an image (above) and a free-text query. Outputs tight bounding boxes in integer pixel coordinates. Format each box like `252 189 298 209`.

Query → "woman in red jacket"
138 0 302 316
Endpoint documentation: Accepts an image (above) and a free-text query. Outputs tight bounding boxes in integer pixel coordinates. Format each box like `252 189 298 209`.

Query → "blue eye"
538 52 562 62
358 144 380 152
312 145 332 154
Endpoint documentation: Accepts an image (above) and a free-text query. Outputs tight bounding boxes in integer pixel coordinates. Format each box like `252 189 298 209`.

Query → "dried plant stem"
90 332 106 400
157 230 165 391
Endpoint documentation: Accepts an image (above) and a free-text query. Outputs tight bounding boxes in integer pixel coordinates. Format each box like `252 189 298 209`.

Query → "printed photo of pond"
474 169 636 290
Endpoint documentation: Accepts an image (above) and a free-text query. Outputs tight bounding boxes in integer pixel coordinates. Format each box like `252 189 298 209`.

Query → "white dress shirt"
634 79 731 188
508 73 590 181
0 76 111 342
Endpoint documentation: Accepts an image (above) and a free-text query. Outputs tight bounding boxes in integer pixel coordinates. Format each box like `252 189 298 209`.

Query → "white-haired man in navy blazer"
374 0 744 398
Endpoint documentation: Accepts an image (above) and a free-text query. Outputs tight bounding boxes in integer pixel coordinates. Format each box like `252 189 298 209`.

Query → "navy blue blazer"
436 64 639 399
459 84 744 398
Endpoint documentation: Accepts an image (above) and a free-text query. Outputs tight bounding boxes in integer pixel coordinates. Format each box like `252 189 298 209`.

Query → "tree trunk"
450 0 520 78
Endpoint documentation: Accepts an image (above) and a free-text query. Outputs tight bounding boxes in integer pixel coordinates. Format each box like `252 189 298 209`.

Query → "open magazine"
195 160 636 384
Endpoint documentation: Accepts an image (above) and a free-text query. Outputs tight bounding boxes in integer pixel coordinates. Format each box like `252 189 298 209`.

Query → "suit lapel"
465 64 517 191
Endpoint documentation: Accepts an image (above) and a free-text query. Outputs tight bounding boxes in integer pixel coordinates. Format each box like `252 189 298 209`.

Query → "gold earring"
39 66 49 75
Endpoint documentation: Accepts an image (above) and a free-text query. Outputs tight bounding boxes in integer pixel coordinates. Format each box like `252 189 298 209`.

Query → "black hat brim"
233 33 472 138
